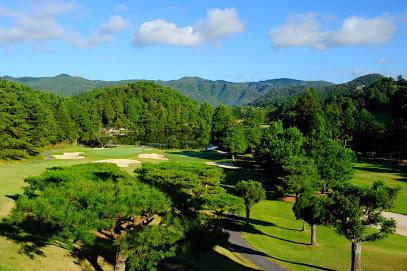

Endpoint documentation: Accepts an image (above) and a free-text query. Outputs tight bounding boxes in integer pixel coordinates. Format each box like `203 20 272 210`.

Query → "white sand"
383 212 407 236
94 159 141 168
216 150 229 154
138 153 169 160
205 161 240 169
53 152 85 159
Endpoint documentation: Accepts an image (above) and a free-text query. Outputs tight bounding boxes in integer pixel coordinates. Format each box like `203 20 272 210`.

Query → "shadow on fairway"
0 218 114 270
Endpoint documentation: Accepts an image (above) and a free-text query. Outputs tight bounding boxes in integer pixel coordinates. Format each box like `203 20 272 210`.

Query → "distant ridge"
1 74 385 106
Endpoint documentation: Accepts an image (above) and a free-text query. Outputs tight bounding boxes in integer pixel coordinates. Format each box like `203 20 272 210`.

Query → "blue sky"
0 0 406 83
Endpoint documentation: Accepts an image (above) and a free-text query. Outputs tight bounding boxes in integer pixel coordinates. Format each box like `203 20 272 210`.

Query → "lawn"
242 200 407 271
352 161 407 215
0 145 251 271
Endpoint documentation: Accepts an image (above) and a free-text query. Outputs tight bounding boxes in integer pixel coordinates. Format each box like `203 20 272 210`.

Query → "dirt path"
383 212 407 236
224 215 288 271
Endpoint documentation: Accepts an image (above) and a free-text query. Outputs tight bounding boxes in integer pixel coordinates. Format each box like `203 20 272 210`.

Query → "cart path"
224 215 288 271
383 212 407 236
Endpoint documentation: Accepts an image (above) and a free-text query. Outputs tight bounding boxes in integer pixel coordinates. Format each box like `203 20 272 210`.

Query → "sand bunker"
138 153 169 160
53 152 85 159
94 159 141 168
205 161 240 169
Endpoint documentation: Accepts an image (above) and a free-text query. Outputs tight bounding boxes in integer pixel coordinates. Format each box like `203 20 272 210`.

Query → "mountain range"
0 73 384 106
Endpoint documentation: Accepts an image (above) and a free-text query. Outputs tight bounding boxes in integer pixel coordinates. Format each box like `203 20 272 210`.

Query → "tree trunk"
245 205 250 226
351 240 361 271
311 224 317 245
232 154 235 161
114 249 127 271
301 220 305 231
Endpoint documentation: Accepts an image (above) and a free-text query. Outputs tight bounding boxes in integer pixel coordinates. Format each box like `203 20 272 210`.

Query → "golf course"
0 144 406 271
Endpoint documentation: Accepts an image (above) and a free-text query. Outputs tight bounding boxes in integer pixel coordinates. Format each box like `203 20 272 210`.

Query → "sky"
0 0 406 83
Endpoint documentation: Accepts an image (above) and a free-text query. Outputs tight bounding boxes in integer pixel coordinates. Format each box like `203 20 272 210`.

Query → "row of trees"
251 117 399 271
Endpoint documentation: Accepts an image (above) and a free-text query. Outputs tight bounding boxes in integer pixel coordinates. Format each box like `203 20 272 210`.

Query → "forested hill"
1 74 332 106
251 73 385 108
0 80 209 160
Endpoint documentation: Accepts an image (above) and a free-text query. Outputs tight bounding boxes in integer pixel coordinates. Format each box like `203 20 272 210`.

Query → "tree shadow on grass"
0 220 48 259
266 254 337 271
221 214 309 246
221 216 334 271
0 218 114 271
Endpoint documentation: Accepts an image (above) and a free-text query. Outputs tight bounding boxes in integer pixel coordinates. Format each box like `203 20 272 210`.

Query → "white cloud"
331 16 396 46
0 2 128 48
114 3 128 12
269 14 325 49
70 16 129 48
269 14 397 49
132 8 244 47
133 19 201 46
195 8 244 41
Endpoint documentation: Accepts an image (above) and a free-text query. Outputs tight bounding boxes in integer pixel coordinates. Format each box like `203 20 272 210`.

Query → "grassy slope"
352 161 407 215
0 145 251 271
243 200 407 271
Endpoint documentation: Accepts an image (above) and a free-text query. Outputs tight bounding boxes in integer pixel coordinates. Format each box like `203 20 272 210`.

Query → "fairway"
1 146 407 271
352 161 407 215
0 145 251 271
242 200 407 271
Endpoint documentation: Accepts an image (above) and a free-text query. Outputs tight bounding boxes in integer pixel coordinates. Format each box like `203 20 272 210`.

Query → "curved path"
384 212 407 236
224 215 288 271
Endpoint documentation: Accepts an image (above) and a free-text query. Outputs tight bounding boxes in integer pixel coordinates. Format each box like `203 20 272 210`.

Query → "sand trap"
383 212 407 237
138 153 169 160
94 159 141 168
53 152 85 159
205 161 240 169
216 150 229 155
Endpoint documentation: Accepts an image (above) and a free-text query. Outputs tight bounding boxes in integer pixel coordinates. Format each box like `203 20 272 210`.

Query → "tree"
328 181 399 271
203 193 244 218
293 192 328 245
224 124 248 161
196 102 214 148
240 107 265 152
256 121 304 179
279 155 321 200
11 163 183 271
212 104 234 146
307 131 355 191
236 180 266 226
295 88 324 134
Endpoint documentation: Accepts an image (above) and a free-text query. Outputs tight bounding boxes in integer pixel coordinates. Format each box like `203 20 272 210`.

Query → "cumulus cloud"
0 1 128 48
269 14 397 49
195 8 244 41
133 19 201 46
132 8 244 47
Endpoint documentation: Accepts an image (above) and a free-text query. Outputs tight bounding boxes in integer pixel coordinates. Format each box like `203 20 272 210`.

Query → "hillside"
252 73 385 108
0 80 204 159
1 74 332 106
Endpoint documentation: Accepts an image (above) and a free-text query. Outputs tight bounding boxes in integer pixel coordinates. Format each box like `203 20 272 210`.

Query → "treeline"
1 75 406 161
271 76 407 159
0 80 212 159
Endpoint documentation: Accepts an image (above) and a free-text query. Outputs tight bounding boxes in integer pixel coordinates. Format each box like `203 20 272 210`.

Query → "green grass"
242 200 407 271
352 161 407 215
0 145 251 271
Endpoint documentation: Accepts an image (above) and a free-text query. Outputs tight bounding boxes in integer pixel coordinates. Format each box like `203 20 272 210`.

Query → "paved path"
224 215 288 271
384 212 407 236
